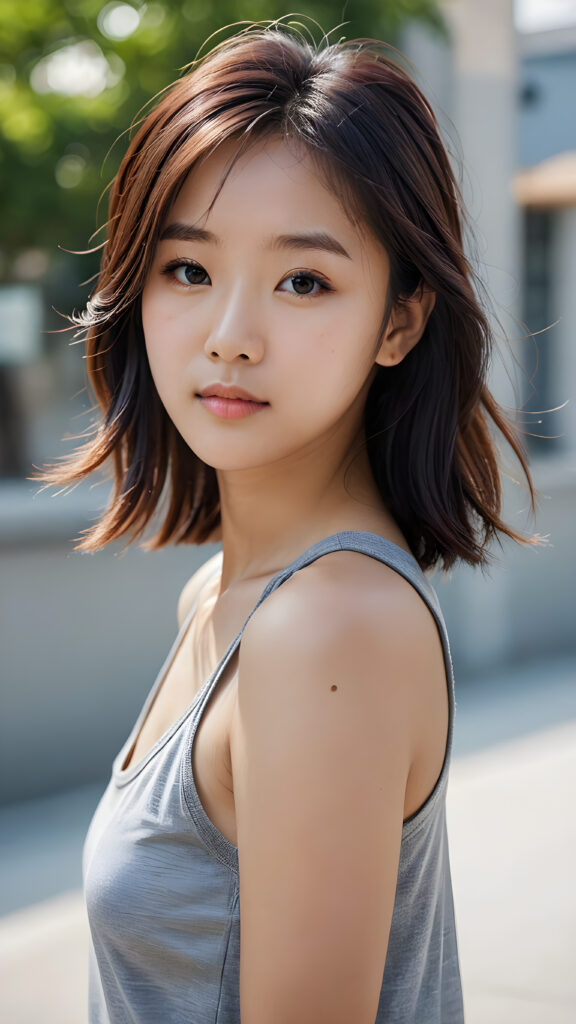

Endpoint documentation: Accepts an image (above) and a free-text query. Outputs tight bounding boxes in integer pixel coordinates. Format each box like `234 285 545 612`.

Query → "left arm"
230 569 433 1024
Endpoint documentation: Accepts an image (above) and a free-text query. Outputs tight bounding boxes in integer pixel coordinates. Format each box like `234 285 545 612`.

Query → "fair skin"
138 135 447 1024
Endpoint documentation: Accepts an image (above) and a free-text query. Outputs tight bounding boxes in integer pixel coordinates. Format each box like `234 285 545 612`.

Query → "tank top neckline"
112 531 445 806
112 555 224 785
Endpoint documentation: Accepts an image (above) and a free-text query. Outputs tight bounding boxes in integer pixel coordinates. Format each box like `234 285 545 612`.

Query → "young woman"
43 21 535 1024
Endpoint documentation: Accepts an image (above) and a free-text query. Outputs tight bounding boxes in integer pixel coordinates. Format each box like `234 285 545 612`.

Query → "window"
520 209 562 453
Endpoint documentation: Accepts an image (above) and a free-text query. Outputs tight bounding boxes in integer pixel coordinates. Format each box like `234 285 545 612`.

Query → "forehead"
167 136 368 246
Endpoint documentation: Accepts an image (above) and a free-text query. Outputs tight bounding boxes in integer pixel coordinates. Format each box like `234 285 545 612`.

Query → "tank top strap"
214 530 454 700
249 530 445 631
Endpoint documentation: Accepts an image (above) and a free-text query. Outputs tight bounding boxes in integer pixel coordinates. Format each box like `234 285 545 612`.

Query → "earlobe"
375 286 436 367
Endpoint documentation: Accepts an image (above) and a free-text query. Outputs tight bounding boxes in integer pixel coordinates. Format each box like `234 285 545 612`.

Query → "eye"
160 260 211 286
278 272 332 298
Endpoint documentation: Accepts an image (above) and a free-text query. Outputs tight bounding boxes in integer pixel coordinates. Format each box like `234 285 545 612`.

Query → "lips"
197 383 268 403
196 382 269 420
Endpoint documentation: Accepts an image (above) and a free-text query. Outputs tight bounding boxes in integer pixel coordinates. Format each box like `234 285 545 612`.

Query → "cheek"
281 311 378 393
141 312 178 411
142 297 187 378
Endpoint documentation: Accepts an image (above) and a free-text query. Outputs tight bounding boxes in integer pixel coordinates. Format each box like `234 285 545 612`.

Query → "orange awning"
512 151 576 208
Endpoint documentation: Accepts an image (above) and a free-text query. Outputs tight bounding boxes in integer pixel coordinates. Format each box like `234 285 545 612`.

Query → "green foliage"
0 0 444 261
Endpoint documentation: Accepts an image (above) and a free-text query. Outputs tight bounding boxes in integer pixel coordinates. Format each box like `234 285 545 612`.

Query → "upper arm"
231 563 439 1024
177 550 222 628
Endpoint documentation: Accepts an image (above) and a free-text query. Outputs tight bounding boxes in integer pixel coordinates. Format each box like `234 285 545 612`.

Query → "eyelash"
159 258 333 299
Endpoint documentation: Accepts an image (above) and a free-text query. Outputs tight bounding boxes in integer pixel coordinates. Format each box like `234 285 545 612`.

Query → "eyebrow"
159 222 351 260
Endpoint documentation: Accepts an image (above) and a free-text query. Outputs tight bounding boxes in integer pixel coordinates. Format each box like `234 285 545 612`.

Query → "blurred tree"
0 0 444 262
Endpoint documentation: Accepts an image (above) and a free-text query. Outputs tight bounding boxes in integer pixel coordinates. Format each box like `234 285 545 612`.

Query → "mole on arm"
330 684 338 692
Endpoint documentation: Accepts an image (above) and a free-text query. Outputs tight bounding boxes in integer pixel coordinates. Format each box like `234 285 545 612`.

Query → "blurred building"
516 23 576 454
1 0 575 804
403 0 576 683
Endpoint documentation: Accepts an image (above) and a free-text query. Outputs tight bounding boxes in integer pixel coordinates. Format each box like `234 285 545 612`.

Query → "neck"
215 434 388 590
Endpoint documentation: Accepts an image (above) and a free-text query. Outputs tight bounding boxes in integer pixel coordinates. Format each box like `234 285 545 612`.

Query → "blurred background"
1 1 575 1021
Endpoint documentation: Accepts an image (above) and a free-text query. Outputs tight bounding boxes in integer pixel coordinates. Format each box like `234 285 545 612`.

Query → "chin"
184 437 297 474
183 442 267 473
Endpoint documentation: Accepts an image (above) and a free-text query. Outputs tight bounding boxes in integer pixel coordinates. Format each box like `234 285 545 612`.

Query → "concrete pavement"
1 657 575 1023
449 717 576 1023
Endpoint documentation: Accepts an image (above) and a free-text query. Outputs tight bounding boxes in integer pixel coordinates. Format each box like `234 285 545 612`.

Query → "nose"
204 288 265 364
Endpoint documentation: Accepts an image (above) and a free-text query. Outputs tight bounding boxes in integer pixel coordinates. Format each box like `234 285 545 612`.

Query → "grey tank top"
83 531 464 1023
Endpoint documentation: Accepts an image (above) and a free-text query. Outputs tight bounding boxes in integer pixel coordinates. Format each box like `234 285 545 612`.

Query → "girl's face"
142 136 392 474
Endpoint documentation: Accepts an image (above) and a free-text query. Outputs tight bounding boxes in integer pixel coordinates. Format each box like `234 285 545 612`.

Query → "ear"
375 285 436 368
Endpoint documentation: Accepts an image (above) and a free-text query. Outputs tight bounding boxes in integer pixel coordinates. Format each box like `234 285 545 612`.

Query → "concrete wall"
0 484 217 803
436 464 576 678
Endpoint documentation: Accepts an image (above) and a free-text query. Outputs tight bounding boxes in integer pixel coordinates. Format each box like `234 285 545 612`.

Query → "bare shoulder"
177 549 222 627
240 548 443 707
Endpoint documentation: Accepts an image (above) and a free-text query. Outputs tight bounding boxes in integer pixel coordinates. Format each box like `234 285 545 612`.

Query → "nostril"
208 351 251 360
